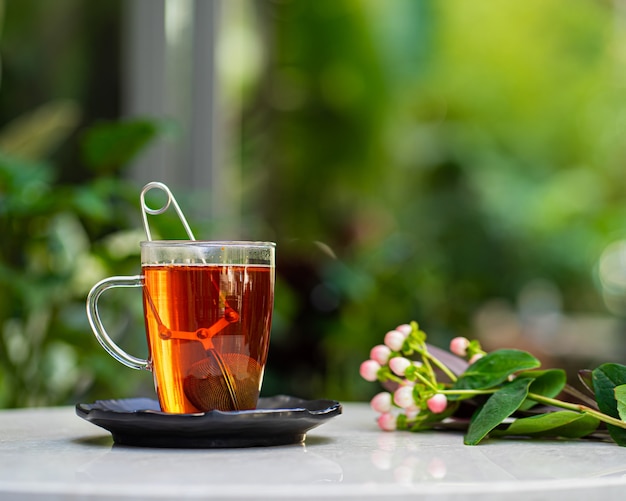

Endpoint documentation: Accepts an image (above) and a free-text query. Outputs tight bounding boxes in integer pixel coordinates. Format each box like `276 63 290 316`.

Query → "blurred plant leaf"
0 100 81 160
81 118 179 173
0 151 55 216
71 185 111 222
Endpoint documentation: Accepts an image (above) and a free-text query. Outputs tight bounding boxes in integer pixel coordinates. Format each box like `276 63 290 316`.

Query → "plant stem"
440 388 496 396
423 351 458 382
419 348 436 382
385 373 405 385
412 370 438 391
527 392 626 430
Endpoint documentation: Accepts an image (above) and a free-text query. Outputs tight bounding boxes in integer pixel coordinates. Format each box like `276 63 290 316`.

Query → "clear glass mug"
86 240 275 414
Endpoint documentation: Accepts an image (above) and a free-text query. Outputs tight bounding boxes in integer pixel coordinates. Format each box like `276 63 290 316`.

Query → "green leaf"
467 339 482 356
0 100 81 161
518 369 567 411
615 385 626 422
0 152 57 215
592 363 626 446
396 413 408 431
81 119 178 173
578 369 594 395
451 350 540 396
492 411 599 439
464 377 533 445
71 187 110 221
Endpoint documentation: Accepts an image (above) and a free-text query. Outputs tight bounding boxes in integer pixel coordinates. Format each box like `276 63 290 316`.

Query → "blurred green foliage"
2 0 626 407
250 0 626 400
0 107 172 407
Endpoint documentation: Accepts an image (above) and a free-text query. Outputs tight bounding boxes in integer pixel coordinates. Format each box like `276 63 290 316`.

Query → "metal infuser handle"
140 181 196 241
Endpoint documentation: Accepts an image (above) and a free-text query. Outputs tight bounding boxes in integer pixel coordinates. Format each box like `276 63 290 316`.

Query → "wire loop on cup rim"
140 181 196 242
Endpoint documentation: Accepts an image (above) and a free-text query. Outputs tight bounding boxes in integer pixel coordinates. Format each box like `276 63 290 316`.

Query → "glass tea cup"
86 240 275 414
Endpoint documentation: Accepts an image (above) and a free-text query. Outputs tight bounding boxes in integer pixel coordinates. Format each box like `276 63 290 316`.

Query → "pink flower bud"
389 356 412 376
377 412 397 431
450 336 470 357
384 330 406 351
370 392 392 413
369 344 392 365
396 324 412 336
404 405 420 420
360 359 381 382
393 386 414 408
469 353 484 364
427 394 447 414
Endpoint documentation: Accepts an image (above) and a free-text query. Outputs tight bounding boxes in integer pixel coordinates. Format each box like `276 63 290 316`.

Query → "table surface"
1 401 626 500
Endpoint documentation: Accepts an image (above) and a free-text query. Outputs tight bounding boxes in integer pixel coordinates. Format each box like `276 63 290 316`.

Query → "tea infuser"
139 181 259 411
140 181 196 241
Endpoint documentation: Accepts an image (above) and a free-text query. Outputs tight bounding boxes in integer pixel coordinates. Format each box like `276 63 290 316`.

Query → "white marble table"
1 402 626 500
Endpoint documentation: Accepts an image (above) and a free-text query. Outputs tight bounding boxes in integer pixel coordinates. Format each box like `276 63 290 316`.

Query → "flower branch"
360 321 626 446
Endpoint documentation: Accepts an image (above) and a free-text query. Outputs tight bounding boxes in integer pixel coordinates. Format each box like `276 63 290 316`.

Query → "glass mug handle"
86 275 149 371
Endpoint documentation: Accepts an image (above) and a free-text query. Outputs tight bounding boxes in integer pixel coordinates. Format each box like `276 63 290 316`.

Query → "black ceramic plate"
76 395 342 449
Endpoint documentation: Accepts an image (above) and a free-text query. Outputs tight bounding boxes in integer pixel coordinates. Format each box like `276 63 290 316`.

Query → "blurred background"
1 0 626 408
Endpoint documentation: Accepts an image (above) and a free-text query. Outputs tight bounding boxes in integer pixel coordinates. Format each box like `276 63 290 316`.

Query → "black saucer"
76 395 342 448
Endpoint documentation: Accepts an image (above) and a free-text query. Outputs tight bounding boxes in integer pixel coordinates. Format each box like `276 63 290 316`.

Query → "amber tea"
143 264 274 413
